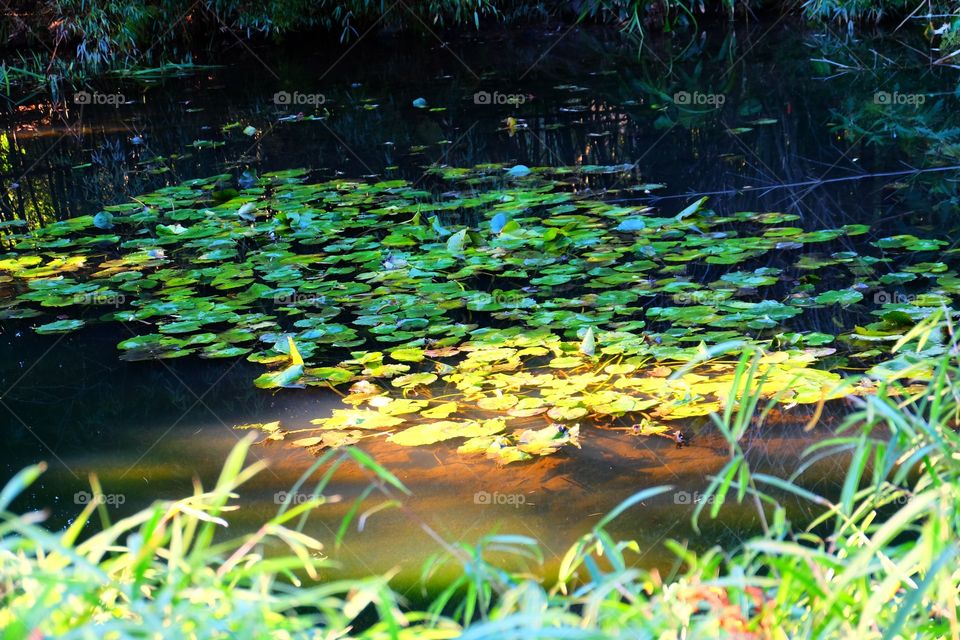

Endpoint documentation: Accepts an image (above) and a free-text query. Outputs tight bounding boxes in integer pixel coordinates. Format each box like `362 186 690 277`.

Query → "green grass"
3 319 960 638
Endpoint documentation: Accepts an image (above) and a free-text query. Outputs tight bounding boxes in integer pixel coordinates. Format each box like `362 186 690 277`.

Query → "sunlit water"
1 20 955 588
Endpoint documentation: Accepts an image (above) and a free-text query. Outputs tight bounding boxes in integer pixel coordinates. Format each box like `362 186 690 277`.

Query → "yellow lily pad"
387 418 506 446
311 410 406 430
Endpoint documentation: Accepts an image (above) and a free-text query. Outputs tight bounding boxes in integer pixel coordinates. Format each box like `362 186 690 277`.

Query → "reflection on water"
0 326 849 586
2 23 955 233
0 20 954 584
1 341 851 587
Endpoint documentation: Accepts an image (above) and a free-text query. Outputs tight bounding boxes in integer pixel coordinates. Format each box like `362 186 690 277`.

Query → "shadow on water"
0 19 956 588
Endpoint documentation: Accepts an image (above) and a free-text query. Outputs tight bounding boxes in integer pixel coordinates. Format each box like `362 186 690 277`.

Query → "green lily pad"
35 319 85 334
815 289 864 306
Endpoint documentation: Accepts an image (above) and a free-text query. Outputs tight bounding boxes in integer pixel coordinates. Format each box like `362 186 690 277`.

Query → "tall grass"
3 325 960 638
0 437 431 638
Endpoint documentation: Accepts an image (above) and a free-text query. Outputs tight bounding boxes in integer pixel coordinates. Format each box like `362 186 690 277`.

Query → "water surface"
1 20 955 586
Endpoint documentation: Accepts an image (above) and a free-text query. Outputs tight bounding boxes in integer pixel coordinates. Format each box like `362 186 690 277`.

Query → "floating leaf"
387 418 506 446
549 356 583 369
604 363 637 375
421 401 458 418
35 319 85 334
390 348 425 363
506 164 531 178
312 410 405 430
476 394 518 411
615 218 646 232
376 398 428 414
517 424 580 456
547 406 588 421
93 212 114 229
305 367 355 384
392 372 439 388
815 289 864 306
490 212 509 234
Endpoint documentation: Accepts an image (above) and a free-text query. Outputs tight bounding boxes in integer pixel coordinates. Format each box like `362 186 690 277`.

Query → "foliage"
6 164 954 461
1 0 958 94
451 327 960 638
802 0 958 29
5 0 500 75
3 324 960 637
0 435 432 638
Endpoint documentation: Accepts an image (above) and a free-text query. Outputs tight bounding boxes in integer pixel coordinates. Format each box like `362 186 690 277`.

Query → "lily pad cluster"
249 331 859 464
0 165 955 463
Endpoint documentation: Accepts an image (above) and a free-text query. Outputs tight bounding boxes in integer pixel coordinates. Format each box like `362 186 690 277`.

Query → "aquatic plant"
2 164 955 461
3 328 959 637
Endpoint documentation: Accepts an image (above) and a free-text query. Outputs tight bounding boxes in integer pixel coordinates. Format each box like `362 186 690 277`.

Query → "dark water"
1 21 956 586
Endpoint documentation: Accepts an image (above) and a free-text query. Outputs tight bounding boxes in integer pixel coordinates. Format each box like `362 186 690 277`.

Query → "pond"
1 20 956 590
